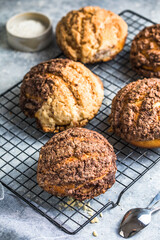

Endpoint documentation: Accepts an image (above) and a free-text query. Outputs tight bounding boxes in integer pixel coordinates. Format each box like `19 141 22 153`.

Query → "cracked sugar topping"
56 6 127 63
110 78 160 142
37 127 117 200
130 24 160 77
20 58 104 132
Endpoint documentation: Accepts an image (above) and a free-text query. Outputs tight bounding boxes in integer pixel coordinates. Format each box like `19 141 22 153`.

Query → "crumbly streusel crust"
19 58 104 132
110 78 160 147
56 6 128 63
37 127 117 200
130 24 160 78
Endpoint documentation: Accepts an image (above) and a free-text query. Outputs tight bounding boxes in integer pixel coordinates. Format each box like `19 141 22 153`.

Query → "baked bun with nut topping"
19 58 104 132
110 78 160 148
56 6 128 63
37 127 117 201
130 24 160 78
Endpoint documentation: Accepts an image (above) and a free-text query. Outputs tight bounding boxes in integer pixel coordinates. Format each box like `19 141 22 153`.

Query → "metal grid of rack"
0 10 159 234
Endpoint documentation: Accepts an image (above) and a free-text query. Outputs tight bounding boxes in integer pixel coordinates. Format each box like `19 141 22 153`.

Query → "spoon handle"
151 206 160 214
147 191 160 209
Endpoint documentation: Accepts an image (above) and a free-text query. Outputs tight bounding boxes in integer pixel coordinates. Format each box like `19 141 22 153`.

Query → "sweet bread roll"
130 24 160 78
37 127 117 201
19 58 104 132
56 6 128 63
110 78 160 148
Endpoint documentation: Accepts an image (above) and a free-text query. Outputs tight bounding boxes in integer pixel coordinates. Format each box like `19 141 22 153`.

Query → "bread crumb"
76 201 83 208
59 198 74 209
88 212 93 216
59 197 83 210
83 205 87 211
83 203 93 212
99 212 103 218
91 217 99 223
92 231 98 237
88 207 93 212
59 198 92 215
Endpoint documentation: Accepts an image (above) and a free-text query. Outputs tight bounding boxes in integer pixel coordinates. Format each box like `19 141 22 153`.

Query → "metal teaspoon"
119 191 160 238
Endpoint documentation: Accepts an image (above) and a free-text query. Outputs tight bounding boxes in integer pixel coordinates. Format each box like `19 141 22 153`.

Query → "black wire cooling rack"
0 10 160 235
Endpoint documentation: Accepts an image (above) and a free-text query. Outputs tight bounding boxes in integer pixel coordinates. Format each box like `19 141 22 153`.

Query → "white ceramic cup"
6 12 53 52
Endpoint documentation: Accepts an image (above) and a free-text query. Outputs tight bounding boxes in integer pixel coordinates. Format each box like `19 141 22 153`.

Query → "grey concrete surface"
0 0 160 239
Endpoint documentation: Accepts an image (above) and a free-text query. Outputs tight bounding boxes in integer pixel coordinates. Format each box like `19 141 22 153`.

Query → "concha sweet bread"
19 58 104 132
37 127 117 201
56 6 128 63
130 24 160 78
110 78 160 148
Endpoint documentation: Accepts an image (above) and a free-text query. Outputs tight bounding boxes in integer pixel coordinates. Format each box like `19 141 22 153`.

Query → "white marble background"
0 0 160 239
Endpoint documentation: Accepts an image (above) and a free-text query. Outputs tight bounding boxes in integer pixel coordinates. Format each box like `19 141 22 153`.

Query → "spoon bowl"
119 208 151 238
119 192 160 238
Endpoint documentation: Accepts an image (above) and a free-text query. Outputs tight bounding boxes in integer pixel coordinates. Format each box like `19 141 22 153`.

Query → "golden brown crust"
20 58 104 132
110 78 160 148
37 127 117 200
130 139 160 148
56 6 128 63
130 24 160 78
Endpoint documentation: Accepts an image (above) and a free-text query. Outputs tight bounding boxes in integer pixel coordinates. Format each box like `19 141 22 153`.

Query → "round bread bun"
130 24 160 78
56 6 128 63
110 78 160 148
20 58 104 132
37 127 117 201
